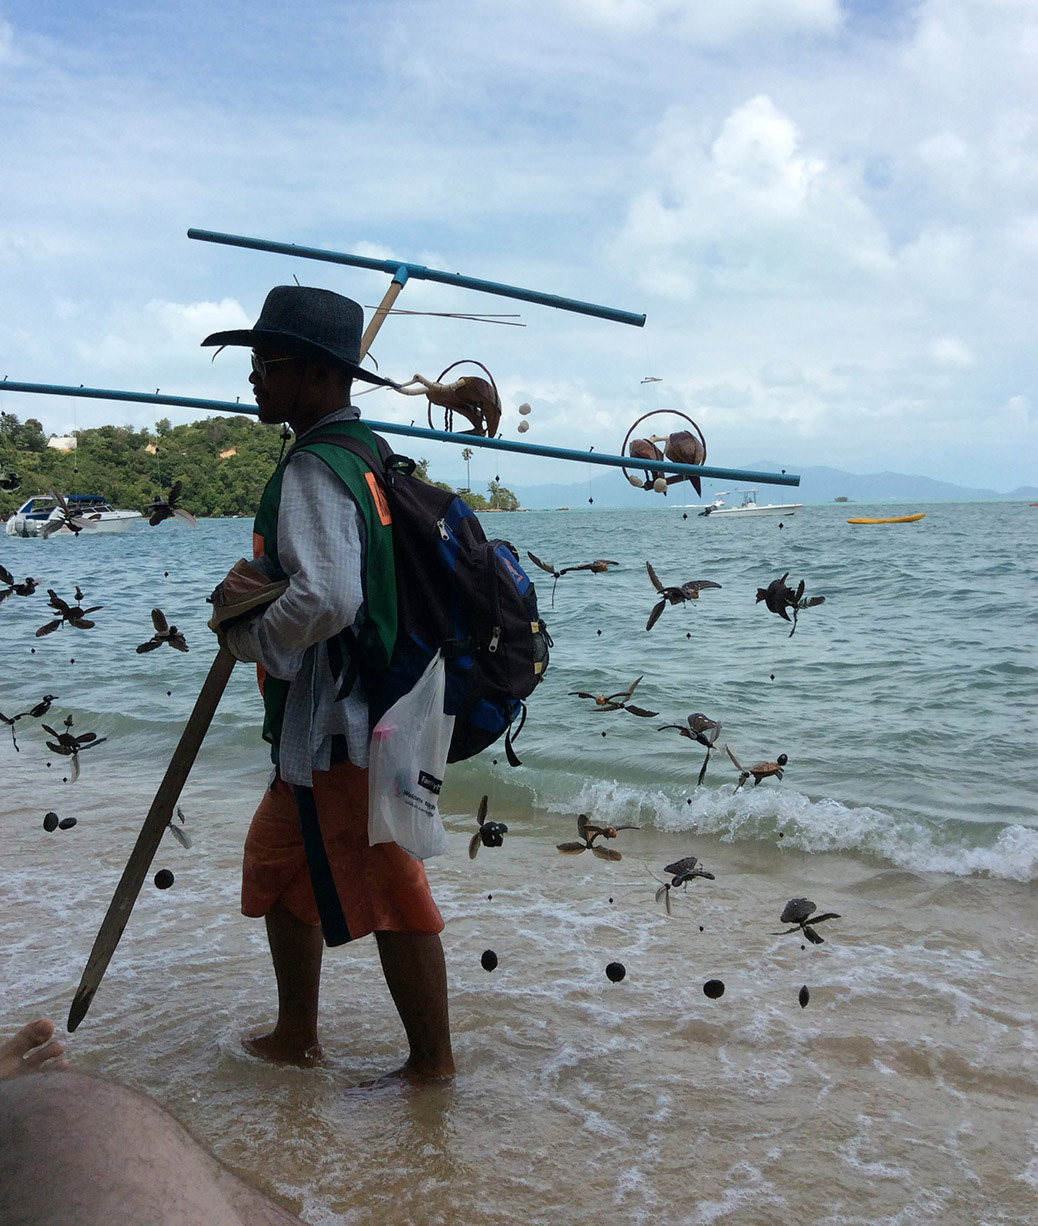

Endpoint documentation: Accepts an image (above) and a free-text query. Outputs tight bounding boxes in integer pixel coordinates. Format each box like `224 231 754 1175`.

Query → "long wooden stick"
67 646 237 1031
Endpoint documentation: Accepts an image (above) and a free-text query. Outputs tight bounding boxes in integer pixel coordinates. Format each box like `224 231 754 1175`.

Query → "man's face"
249 349 303 424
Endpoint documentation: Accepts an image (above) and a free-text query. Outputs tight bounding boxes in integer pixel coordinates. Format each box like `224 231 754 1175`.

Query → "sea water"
1 501 1036 1225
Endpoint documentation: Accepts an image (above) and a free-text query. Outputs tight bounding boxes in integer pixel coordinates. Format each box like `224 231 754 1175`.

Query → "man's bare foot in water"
356 1055 456 1089
241 1030 323 1068
0 1018 69 1080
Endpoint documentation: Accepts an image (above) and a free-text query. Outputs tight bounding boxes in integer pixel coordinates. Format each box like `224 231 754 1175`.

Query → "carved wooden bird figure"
569 675 658 717
653 854 715 913
557 813 640 861
0 709 22 751
468 795 509 859
755 572 825 637
629 437 666 489
167 805 193 849
646 562 721 630
726 745 787 789
136 608 189 653
42 715 107 782
144 481 198 528
38 491 93 537
527 552 619 605
657 713 722 784
773 897 841 944
400 373 502 437
35 590 102 636
0 564 41 602
24 695 58 719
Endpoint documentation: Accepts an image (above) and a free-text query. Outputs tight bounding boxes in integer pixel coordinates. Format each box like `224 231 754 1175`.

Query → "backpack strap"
305 430 412 485
303 430 404 700
504 701 527 768
292 785 352 946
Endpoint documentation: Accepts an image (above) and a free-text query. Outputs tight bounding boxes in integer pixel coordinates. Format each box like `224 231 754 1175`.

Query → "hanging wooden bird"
144 481 198 528
136 608 189 653
657 713 722 784
556 813 640 861
38 491 93 538
755 572 825 637
773 898 841 944
568 675 658 717
0 564 41 602
526 552 618 605
645 562 721 630
468 795 509 859
35 590 102 636
396 361 502 437
41 715 107 782
652 854 715 913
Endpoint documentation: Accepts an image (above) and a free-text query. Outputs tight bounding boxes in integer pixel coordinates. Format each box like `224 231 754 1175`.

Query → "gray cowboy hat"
201 285 396 386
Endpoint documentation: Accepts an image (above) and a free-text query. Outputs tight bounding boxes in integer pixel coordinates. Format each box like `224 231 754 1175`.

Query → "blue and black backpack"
313 431 551 765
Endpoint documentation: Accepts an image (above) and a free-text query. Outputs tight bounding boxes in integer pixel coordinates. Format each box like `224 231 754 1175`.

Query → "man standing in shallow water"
203 286 454 1081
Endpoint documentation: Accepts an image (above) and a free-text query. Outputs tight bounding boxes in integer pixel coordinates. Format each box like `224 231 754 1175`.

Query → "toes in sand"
0 1018 69 1080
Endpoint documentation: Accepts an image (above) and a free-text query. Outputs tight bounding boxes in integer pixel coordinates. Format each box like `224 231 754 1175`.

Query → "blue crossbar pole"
0 381 800 487
187 228 646 328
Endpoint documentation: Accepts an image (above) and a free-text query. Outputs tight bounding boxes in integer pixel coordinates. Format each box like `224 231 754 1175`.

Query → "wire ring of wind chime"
621 409 708 496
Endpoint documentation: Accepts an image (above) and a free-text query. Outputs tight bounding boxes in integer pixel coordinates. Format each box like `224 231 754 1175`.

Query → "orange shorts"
241 759 444 937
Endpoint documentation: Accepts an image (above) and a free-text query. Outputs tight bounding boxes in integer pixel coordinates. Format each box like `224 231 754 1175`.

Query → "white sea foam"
530 771 1038 881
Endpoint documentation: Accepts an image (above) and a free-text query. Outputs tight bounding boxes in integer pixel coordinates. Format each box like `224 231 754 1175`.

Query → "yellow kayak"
847 513 926 524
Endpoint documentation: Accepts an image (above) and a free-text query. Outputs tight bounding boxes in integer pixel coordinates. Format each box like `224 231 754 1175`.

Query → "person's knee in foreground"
0 1020 301 1226
203 287 454 1080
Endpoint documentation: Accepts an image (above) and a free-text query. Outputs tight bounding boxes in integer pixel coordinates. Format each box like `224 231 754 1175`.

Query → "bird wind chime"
621 410 708 496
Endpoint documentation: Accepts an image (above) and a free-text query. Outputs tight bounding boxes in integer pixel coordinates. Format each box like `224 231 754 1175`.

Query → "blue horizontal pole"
187 228 646 328
0 381 800 487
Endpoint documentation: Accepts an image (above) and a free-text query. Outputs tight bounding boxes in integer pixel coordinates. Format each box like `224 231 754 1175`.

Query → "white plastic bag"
368 651 455 861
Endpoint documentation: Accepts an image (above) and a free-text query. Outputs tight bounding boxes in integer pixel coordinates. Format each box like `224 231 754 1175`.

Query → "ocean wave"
529 773 1038 882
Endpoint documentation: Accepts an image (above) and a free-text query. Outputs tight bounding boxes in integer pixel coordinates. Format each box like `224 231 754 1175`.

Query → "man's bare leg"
0 1070 302 1226
374 930 455 1081
242 901 324 1066
0 1018 68 1080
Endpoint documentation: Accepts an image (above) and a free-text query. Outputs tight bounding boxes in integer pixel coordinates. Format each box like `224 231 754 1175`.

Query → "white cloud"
560 0 841 42
928 337 975 367
615 95 894 300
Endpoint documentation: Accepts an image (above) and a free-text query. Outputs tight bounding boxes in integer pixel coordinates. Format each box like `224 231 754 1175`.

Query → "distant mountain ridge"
505 462 1038 510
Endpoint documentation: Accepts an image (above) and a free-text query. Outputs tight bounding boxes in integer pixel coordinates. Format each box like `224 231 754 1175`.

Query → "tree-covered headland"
0 412 519 518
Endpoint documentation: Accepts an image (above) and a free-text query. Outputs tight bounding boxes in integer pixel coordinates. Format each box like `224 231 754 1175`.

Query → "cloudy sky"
1 0 1035 493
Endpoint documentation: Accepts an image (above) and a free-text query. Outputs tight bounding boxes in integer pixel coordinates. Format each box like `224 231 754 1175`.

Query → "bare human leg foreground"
0 1041 301 1226
242 902 456 1083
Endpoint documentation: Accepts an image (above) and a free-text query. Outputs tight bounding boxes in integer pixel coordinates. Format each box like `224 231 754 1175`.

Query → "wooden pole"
67 646 237 1031
360 269 408 358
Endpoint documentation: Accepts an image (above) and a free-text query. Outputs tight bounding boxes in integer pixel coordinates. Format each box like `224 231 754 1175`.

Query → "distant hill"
508 462 1038 510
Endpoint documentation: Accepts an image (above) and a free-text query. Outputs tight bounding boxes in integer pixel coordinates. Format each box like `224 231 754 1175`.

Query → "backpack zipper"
487 543 502 652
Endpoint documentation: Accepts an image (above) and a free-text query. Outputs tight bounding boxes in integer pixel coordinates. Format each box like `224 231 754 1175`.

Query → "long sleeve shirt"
223 407 372 786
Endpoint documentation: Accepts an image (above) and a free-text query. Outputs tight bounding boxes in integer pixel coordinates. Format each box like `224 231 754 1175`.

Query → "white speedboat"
698 489 802 517
5 494 142 537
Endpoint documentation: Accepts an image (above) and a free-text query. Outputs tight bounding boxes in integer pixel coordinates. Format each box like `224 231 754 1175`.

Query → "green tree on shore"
0 415 522 518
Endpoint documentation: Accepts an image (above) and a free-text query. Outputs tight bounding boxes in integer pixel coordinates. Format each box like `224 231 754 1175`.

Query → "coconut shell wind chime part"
395 360 502 437
621 410 707 496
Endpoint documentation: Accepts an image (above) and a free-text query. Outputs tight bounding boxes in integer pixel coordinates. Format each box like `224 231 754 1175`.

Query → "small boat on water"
5 494 142 537
698 489 803 517
846 513 926 525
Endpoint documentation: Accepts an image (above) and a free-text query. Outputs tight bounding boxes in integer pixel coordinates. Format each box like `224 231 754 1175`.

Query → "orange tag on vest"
365 471 392 526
